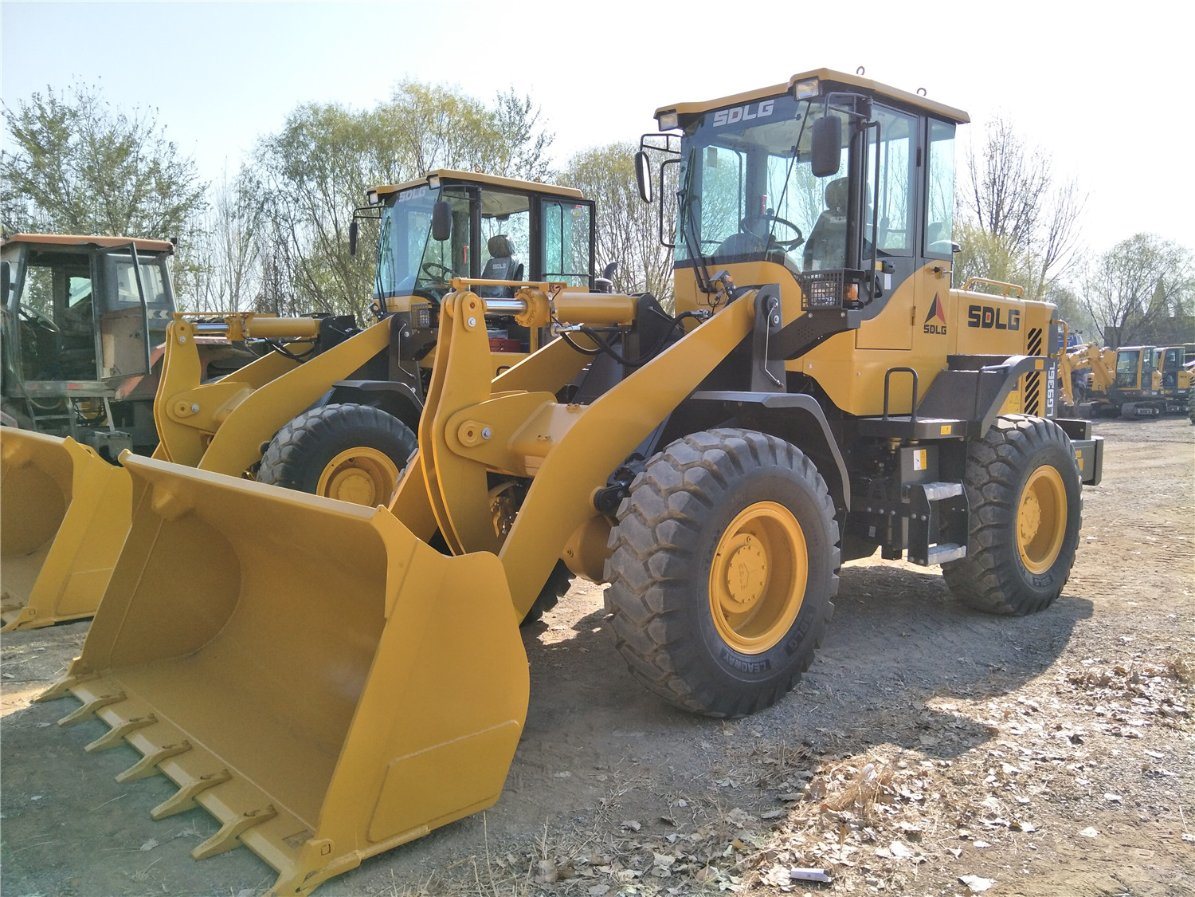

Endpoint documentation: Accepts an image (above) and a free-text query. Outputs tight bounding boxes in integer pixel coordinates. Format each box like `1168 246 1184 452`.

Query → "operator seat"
716 217 769 258
802 177 849 271
477 235 524 299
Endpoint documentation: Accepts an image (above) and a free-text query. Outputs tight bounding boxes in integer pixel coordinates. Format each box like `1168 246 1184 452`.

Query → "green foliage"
1 82 206 239
245 82 554 317
952 222 1034 290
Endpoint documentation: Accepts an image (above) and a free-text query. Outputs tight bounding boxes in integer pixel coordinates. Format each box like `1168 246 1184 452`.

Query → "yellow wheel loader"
1 171 599 630
39 70 1102 896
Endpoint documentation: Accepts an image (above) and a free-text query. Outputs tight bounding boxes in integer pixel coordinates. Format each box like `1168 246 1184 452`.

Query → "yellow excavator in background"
1058 341 1191 418
39 70 1101 896
1 171 600 630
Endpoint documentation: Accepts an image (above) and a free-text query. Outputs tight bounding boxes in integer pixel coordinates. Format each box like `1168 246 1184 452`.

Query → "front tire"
603 429 839 718
943 415 1082 615
257 403 418 506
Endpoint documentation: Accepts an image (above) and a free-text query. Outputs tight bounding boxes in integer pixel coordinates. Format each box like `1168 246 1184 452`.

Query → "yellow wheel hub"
709 501 808 655
1016 465 1067 574
316 447 399 506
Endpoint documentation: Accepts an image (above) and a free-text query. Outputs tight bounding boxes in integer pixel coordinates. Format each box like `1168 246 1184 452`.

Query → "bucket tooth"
57 691 126 727
84 715 158 752
151 768 232 820
116 740 191 783
36 673 92 703
0 606 41 632
192 804 278 860
47 455 531 895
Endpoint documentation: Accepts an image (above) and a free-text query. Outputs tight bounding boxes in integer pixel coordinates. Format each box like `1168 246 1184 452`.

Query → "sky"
2 0 1192 259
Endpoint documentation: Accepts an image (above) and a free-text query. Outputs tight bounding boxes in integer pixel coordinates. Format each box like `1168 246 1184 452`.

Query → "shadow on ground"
1 562 1091 896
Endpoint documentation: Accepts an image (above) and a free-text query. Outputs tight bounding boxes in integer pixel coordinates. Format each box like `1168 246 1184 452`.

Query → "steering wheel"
18 305 59 333
762 213 805 251
420 262 453 282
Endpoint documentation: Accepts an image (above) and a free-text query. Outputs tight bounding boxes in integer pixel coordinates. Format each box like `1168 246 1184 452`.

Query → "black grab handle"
882 367 920 421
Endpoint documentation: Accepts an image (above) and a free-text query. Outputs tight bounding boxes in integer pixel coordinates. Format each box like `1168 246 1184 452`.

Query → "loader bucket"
1 429 132 631
39 454 529 897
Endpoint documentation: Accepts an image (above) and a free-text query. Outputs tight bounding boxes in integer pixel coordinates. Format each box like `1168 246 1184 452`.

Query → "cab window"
102 254 172 310
699 146 745 252
16 249 96 380
865 105 916 256
925 119 957 257
478 190 530 295
541 200 592 287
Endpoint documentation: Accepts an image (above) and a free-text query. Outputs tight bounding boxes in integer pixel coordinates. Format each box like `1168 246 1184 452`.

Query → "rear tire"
943 415 1082 615
258 403 417 506
604 428 839 718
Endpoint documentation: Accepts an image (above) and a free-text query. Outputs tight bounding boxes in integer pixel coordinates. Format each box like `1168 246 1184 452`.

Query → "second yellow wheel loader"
1 170 598 630
41 69 1101 896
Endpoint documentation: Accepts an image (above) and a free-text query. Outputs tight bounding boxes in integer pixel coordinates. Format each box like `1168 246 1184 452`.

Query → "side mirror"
810 116 842 178
348 220 359 257
634 151 653 204
0 261 9 305
431 200 452 242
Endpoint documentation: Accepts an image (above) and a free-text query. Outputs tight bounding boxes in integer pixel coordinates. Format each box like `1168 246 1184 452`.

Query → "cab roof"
655 68 970 125
370 169 585 201
1 233 175 254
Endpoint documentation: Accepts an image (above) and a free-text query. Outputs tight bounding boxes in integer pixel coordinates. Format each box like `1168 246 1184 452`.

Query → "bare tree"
1081 233 1194 347
962 117 1085 300
174 174 263 312
565 142 676 307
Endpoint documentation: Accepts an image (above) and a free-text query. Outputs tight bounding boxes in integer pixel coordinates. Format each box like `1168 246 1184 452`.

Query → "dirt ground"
2 417 1192 897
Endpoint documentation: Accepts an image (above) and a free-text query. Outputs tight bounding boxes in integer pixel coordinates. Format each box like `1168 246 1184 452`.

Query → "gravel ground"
2 415 1191 897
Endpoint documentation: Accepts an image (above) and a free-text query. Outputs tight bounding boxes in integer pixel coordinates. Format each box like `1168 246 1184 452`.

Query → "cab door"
855 104 918 351
537 196 594 288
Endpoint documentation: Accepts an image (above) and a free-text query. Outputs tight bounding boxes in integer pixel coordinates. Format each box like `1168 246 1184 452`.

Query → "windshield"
675 94 850 273
375 185 470 299
1115 350 1140 387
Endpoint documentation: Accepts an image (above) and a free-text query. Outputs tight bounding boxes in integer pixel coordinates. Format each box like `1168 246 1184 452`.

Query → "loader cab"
1 235 175 436
642 70 967 330
364 170 596 356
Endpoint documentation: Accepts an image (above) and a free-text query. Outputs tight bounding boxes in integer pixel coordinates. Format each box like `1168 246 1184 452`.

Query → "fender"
322 380 424 432
683 390 850 512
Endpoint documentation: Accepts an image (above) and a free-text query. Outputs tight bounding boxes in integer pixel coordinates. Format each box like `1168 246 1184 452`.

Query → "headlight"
793 78 820 99
366 189 379 205
427 174 441 190
657 111 679 131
